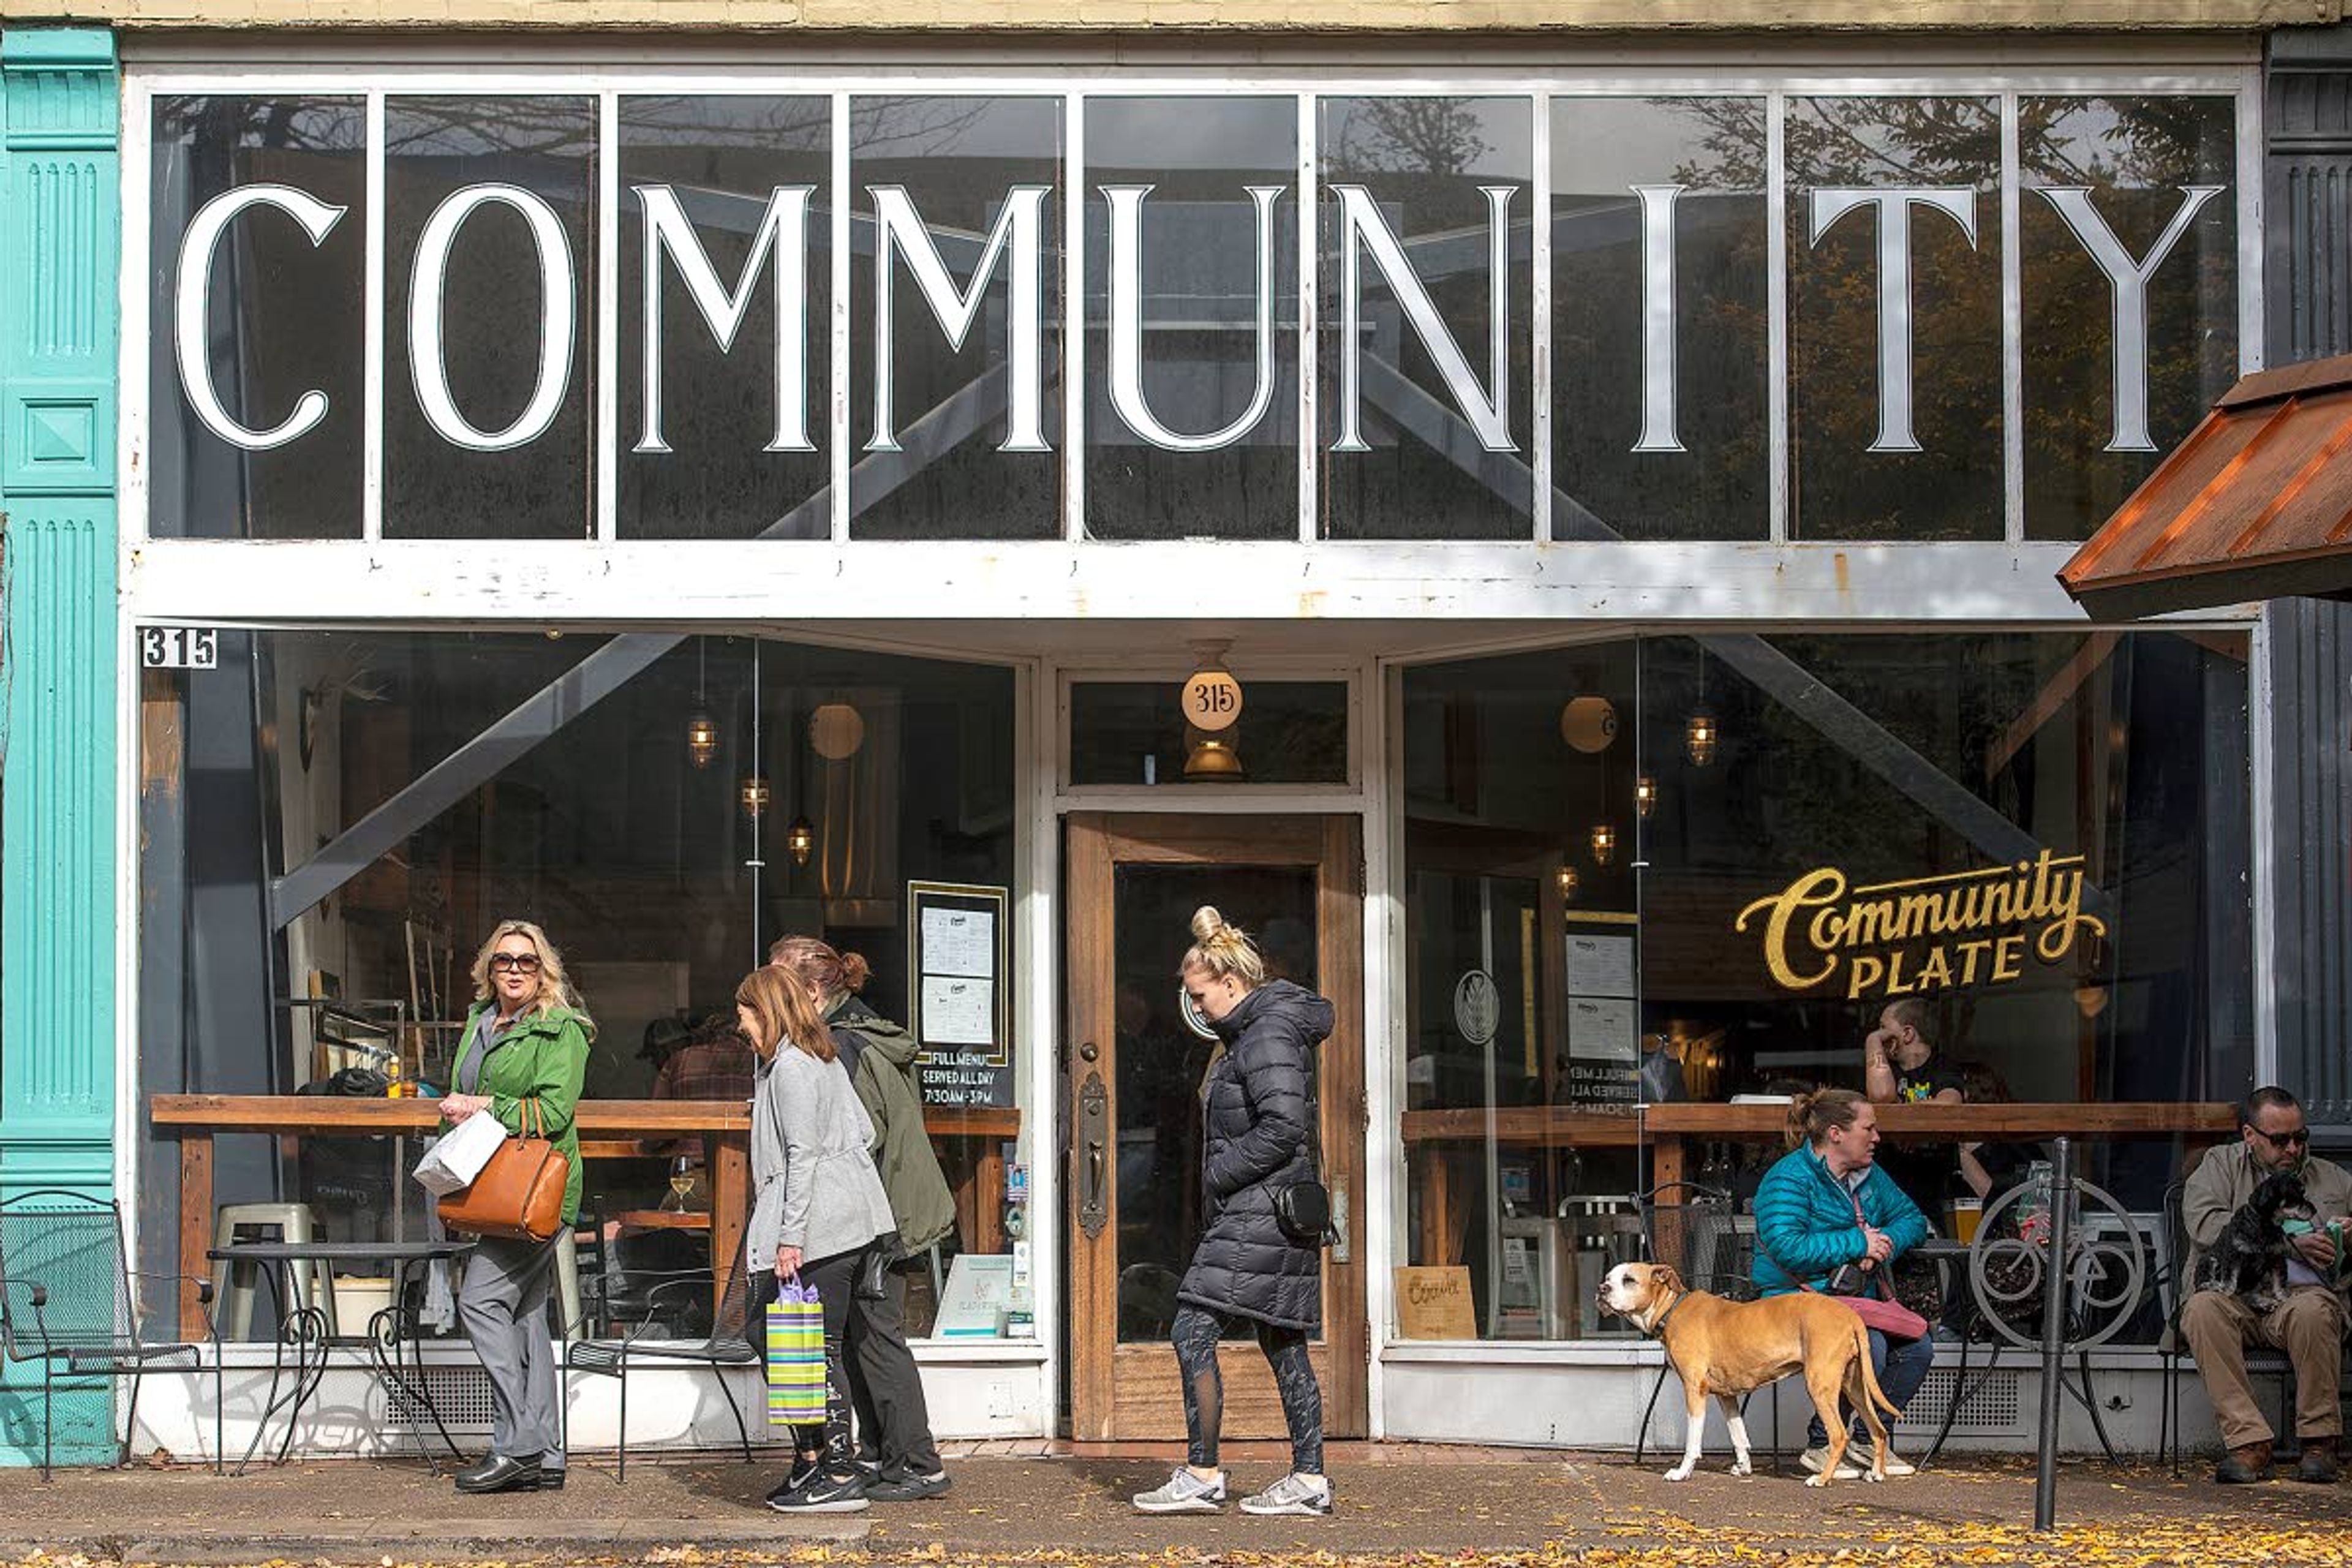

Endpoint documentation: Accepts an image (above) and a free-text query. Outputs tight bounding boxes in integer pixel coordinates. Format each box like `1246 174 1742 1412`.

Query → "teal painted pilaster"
0 26 122 1468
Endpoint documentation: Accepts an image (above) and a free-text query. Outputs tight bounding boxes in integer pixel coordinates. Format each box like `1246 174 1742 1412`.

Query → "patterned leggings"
1171 1303 1324 1476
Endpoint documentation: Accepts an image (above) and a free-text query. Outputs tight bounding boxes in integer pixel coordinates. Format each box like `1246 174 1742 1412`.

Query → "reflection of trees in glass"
1329 98 1494 178
2019 97 2236 541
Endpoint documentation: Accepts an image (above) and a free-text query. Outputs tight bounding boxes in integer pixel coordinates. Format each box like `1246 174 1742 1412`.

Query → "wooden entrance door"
1065 813 1366 1442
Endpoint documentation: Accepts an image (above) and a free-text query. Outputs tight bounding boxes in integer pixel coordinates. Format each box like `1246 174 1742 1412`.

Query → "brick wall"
0 0 2338 31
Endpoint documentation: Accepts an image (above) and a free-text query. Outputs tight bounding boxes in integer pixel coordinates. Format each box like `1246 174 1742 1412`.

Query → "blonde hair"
1787 1087 1868 1151
469 919 595 1036
1180 905 1267 989
734 966 837 1063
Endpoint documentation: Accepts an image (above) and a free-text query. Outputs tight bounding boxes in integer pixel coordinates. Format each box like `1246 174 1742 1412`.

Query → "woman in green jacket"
439 919 592 1496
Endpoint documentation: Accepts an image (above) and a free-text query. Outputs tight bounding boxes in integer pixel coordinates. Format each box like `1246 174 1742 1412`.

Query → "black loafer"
454 1453 543 1494
537 1469 567 1491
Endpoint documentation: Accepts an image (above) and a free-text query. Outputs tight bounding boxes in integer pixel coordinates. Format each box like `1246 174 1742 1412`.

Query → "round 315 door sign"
1182 669 1243 733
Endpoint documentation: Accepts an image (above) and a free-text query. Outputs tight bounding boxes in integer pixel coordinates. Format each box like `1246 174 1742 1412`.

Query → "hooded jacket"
1176 978 1335 1332
1751 1144 1929 1297
827 995 959 1256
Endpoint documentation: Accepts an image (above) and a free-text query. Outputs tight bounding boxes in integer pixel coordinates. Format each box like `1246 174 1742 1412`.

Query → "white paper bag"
411 1112 507 1197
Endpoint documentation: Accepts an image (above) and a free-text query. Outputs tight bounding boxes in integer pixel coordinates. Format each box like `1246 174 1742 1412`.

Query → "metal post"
2033 1135 2073 1532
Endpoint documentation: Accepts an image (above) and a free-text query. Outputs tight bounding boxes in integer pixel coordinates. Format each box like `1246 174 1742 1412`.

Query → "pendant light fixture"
786 814 815 868
1589 821 1618 866
1181 640 1246 778
685 638 718 769
1686 652 1718 767
1634 775 1658 818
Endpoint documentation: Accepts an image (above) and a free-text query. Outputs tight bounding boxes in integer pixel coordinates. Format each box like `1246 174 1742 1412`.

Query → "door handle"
1077 1071 1110 1238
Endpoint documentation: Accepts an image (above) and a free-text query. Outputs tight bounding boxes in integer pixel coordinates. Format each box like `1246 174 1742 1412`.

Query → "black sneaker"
865 1468 952 1502
764 1453 824 1506
769 1466 871 1514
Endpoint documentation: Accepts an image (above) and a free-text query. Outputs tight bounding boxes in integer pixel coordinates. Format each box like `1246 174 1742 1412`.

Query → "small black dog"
2195 1172 2318 1313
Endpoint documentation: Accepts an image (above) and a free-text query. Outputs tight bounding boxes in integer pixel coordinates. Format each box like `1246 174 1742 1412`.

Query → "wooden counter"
1400 1099 2236 1271
151 1095 1022 1340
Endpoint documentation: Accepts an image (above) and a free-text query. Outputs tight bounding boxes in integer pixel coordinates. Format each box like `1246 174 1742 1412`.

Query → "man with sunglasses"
2182 1087 2351 1484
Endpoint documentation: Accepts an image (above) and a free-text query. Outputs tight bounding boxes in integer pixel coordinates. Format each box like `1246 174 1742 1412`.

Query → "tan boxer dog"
1599 1261 1901 1485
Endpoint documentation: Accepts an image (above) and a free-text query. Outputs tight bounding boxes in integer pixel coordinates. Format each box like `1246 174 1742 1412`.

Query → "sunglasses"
2250 1125 2311 1148
489 953 543 974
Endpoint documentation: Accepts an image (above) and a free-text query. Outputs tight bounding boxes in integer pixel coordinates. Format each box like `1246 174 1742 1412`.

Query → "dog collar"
1644 1291 1691 1341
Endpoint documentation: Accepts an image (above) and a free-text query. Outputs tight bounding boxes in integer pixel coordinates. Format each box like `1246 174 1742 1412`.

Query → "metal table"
207 1238 473 1472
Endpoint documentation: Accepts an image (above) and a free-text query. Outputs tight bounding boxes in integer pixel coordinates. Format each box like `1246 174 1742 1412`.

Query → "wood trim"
1063 812 1369 1442
1641 1101 2234 1137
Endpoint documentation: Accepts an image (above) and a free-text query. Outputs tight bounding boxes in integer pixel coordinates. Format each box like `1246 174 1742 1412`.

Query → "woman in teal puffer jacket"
1751 1088 1934 1479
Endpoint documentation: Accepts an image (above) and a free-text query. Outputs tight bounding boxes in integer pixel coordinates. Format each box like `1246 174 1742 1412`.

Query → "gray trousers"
458 1233 565 1468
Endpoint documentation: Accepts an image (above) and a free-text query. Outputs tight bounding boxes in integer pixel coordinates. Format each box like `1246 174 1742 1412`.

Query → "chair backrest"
0 1189 137 1358
1638 1183 1752 1299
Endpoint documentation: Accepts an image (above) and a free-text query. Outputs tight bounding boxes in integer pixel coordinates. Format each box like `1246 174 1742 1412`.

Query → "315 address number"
140 627 220 670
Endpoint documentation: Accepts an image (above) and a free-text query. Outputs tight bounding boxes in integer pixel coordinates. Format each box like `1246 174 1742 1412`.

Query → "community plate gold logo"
1735 849 2105 1001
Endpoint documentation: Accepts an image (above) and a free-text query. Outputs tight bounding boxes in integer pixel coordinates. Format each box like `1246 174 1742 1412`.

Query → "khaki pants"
2179 1286 2347 1450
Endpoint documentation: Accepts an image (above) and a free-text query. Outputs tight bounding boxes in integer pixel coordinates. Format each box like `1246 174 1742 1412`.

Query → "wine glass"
663 1156 695 1213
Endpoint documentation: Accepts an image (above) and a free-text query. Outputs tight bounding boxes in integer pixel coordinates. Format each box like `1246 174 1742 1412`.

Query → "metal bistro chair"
0 1189 224 1479
1630 1183 1782 1469
559 1226 760 1479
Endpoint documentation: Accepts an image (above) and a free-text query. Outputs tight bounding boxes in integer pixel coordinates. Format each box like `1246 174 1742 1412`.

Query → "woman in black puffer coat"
1131 907 1335 1520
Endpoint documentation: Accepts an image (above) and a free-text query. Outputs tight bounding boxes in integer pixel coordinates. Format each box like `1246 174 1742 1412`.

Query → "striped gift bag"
765 1281 826 1427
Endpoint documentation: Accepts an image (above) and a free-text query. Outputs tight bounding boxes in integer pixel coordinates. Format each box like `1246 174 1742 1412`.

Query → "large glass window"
1084 96 1301 540
619 96 831 540
2021 96 2239 542
149 96 366 538
1551 96 1770 541
137 631 1022 1341
383 97 597 540
1317 96 1535 540
1398 631 2251 1339
851 96 1065 540
1787 97 2002 540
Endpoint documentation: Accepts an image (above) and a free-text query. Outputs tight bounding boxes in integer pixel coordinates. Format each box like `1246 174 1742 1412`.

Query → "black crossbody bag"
1272 1062 1338 1250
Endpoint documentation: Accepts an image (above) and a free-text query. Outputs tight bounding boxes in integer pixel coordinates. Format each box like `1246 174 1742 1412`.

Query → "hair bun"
1191 905 1226 944
838 952 872 992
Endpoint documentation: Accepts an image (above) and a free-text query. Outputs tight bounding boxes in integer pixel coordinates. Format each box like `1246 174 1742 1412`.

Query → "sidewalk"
2 1443 2344 1566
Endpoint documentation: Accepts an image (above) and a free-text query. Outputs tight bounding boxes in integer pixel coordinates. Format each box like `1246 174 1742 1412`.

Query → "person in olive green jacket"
439 919 592 1497
769 937 955 1501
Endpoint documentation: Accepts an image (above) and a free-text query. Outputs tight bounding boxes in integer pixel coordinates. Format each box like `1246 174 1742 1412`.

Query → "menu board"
908 881 1013 1107
1562 913 1640 1109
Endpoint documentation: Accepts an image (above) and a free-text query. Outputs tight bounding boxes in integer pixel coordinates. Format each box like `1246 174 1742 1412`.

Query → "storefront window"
1398 631 2250 1340
1787 96 2002 541
2021 96 2239 542
383 97 597 540
1316 96 1534 540
620 95 831 540
1084 96 1301 540
137 631 1022 1341
1551 96 1769 541
851 96 1065 540
149 96 367 538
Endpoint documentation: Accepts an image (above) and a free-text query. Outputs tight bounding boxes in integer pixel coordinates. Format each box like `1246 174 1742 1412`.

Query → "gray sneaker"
1240 1472 1333 1516
1132 1466 1226 1514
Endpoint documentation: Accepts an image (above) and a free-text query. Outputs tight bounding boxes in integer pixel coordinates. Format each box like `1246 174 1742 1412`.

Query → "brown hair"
1787 1087 1869 1150
733 967 837 1063
1884 997 1935 1045
1180 905 1267 989
766 935 872 1006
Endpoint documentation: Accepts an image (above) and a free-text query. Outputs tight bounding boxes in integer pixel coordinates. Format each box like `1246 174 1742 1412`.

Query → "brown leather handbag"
437 1098 569 1243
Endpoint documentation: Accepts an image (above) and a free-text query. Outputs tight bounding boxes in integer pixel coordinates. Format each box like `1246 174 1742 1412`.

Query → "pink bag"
1831 1289 1930 1343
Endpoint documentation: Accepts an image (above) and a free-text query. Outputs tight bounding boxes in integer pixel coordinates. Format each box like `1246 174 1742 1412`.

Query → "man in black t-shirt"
1864 999 1965 1207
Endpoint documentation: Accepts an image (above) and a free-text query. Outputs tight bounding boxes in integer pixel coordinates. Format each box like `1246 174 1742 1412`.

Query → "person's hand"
439 1093 491 1122
774 1246 802 1281
1861 1225 1894 1265
2291 1229 2339 1271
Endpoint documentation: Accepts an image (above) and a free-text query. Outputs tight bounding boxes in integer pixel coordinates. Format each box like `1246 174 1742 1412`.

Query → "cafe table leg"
179 1134 214 1342
709 1133 749 1319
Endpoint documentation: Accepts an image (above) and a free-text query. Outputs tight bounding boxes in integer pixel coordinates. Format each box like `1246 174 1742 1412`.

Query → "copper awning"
2060 352 2352 619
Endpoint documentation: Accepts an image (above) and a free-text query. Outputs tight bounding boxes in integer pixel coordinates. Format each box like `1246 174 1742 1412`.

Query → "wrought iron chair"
559 1226 759 1478
0 1188 223 1479
1629 1183 1780 1468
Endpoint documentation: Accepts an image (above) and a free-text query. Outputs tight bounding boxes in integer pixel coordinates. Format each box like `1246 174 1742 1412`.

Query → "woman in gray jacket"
736 967 896 1514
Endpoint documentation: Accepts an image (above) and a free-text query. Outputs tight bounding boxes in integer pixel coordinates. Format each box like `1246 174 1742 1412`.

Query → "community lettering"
1734 850 2106 1001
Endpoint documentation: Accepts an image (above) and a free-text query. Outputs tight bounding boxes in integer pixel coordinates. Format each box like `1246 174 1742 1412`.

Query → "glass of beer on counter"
1948 1197 1984 1245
